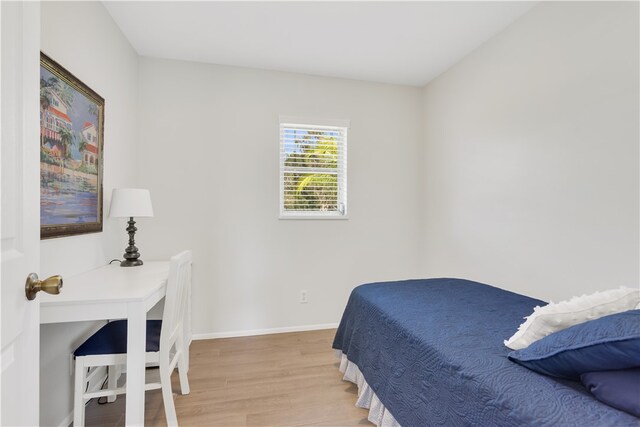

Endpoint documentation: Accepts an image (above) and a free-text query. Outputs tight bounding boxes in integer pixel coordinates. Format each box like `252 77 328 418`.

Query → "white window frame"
279 115 349 220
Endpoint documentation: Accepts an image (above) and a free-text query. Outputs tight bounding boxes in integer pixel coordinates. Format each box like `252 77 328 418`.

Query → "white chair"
73 251 192 426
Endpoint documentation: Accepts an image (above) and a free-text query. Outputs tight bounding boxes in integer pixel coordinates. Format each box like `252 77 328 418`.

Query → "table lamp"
109 188 154 267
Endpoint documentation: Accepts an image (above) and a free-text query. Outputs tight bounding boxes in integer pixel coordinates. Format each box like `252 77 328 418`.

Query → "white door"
1 2 42 425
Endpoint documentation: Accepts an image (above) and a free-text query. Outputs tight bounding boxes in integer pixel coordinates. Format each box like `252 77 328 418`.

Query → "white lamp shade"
109 188 154 218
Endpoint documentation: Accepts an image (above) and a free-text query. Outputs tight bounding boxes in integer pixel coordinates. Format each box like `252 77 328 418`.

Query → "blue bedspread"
333 278 639 426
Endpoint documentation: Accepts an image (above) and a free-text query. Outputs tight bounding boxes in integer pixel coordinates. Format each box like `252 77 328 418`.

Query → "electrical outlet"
300 290 308 304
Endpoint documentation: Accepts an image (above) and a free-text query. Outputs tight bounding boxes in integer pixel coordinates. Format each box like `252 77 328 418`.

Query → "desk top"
40 261 169 307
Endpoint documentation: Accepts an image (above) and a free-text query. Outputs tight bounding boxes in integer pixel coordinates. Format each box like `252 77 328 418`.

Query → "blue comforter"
333 278 639 426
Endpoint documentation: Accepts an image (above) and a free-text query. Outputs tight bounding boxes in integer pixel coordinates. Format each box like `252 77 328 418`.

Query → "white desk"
40 262 170 426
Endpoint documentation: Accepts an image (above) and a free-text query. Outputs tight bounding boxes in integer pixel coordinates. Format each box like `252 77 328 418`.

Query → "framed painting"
40 53 104 239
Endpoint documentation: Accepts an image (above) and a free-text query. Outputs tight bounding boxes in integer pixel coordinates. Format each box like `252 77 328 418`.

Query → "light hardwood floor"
84 329 371 426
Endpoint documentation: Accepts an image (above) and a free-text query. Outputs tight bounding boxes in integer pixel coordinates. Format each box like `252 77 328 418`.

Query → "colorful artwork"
40 53 104 239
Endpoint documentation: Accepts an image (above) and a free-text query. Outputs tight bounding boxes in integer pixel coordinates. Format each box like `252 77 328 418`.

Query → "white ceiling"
104 1 535 87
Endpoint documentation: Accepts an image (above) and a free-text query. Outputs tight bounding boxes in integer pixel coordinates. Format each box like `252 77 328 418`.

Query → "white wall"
39 2 139 425
136 58 424 336
421 1 639 301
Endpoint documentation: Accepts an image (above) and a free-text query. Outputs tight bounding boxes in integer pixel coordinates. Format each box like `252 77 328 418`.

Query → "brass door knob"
25 273 63 301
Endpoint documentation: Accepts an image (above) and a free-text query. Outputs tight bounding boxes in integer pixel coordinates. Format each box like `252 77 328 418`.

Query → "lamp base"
120 217 144 267
120 259 143 267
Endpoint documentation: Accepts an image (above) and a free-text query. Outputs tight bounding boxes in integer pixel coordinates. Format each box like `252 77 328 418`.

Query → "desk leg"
125 303 146 426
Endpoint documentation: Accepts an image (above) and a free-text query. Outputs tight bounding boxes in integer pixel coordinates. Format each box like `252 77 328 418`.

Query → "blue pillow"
508 310 640 379
581 369 640 417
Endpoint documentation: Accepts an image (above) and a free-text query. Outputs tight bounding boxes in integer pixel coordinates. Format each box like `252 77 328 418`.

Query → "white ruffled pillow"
504 287 640 350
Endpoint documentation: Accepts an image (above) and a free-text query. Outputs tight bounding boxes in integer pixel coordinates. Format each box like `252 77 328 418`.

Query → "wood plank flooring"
84 329 371 426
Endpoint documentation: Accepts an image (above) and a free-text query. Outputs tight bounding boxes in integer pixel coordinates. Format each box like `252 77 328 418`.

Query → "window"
279 116 349 218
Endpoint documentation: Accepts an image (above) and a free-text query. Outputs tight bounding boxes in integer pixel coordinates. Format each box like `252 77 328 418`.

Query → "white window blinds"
279 118 348 218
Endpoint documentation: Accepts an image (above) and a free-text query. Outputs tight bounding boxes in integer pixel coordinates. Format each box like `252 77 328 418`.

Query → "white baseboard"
192 322 339 340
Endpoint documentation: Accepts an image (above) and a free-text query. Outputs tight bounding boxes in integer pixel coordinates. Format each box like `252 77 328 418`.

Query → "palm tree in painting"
39 77 58 147
88 103 99 120
77 133 88 154
40 77 59 108
58 126 75 164
76 133 92 173
40 85 52 110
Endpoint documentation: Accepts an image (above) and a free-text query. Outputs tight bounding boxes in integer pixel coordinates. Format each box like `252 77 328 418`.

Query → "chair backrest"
160 250 192 352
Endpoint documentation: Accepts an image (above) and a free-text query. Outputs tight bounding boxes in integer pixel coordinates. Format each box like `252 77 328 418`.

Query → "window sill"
279 215 349 220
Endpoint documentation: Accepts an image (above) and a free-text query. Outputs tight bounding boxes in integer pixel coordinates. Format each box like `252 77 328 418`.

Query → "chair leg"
107 365 118 403
73 357 87 427
159 358 178 426
176 335 190 395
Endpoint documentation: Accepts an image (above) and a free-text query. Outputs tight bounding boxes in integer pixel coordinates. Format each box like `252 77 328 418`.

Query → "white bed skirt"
337 351 401 427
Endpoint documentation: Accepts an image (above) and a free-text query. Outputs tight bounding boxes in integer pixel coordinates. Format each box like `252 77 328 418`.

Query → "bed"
332 278 639 426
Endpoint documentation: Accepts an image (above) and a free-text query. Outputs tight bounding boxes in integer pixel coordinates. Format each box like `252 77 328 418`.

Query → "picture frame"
40 52 105 239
